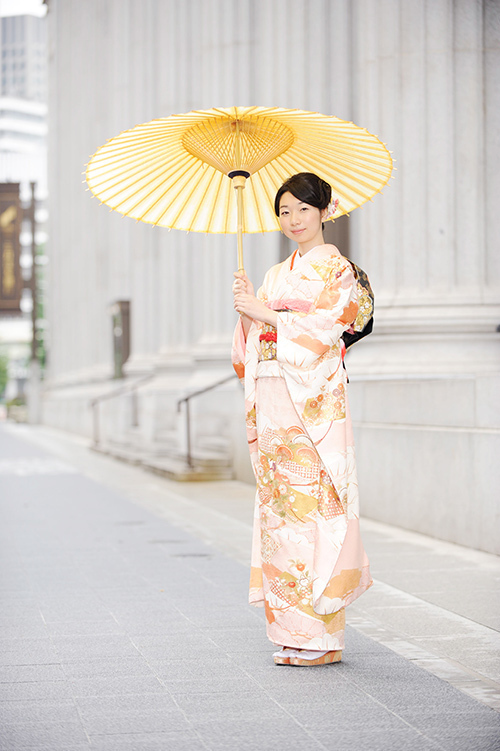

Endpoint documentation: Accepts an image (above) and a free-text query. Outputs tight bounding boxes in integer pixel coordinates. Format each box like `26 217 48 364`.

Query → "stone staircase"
92 428 234 482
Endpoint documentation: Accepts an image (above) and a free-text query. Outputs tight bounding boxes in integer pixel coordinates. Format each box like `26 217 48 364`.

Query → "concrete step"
92 441 146 466
92 442 233 482
146 455 233 482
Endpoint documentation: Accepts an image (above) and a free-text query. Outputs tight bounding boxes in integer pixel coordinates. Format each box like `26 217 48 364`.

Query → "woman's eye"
300 207 308 211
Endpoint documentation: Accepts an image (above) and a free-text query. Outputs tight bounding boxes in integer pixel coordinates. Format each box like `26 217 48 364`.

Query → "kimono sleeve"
231 318 246 383
231 283 266 383
276 261 358 372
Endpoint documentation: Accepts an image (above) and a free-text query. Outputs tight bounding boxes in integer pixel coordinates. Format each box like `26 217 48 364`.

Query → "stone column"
346 0 500 554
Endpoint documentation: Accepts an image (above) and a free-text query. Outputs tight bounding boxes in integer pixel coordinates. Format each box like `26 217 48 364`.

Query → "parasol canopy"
86 106 393 269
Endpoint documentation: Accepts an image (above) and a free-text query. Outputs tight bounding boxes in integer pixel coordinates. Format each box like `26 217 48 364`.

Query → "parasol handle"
230 173 248 272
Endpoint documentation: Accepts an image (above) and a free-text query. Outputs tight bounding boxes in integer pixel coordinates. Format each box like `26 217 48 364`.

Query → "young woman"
232 172 373 667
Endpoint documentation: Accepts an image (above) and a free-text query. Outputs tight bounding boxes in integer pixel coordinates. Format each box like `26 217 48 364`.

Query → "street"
0 422 499 751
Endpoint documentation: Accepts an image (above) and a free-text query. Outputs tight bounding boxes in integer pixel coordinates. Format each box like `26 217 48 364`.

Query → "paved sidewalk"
1 423 499 751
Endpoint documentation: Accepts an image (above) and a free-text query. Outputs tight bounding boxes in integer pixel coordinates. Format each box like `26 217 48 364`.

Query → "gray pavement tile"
311 728 444 751
188 719 324 750
291 704 413 732
69 675 166 698
342 625 382 652
105 603 181 620
0 607 43 622
201 629 271 653
39 610 116 625
189 570 250 588
366 683 493 714
411 634 500 663
0 622 49 639
75 693 177 716
267 666 365 689
0 589 38 602
0 641 59 666
0 636 50 650
172 593 247 610
38 601 114 623
155 586 220 604
32 573 91 589
129 632 217 648
414 729 500 750
3 747 91 751
0 680 75 702
4 425 499 751
15 550 75 563
78 709 190 735
203 736 324 751
51 635 140 661
175 691 288 720
0 699 80 724
463 655 500 683
150 657 247 682
130 633 228 661
343 646 398 666
45 620 126 637
0 721 89 749
88 730 204 751
86 576 152 591
0 570 33 582
162 676 257 695
120 620 198 637
94 589 167 604
0 664 66 683
135 642 226 661
61 658 156 680
188 612 265 630
72 551 136 566
340 659 438 685
264 684 380 712
103 610 187 625
397 707 500 730
219 651 279 672
246 663 349 690
167 544 216 557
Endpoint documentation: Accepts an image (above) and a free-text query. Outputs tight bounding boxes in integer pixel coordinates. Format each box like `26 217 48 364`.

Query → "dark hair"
274 172 331 217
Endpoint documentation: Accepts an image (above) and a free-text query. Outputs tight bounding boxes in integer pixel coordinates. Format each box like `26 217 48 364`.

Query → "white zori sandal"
273 647 342 666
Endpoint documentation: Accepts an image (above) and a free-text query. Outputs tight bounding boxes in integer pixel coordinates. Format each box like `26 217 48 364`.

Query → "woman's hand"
232 271 255 298
232 271 278 328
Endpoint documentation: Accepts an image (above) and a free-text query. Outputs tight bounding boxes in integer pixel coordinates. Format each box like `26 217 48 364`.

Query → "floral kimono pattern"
232 244 373 650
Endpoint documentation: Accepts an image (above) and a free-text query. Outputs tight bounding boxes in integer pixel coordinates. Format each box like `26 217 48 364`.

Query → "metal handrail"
90 373 155 448
177 373 237 468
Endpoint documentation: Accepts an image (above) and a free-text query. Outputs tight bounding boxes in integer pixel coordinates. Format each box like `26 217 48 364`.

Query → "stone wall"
43 0 500 553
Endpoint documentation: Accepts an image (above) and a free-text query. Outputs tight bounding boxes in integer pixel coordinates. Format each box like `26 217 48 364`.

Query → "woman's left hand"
233 292 278 327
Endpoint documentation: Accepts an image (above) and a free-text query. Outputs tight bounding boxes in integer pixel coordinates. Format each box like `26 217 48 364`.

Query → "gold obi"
259 323 277 361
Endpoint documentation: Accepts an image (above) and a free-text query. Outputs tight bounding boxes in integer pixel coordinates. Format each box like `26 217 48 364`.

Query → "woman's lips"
292 229 305 234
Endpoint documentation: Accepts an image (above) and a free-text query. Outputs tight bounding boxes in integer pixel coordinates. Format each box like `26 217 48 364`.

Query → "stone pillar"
346 0 500 554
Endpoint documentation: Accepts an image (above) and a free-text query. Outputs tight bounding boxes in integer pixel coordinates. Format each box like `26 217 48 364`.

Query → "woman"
232 172 373 667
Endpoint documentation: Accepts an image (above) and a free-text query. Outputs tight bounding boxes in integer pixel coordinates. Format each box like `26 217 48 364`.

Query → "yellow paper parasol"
86 106 393 271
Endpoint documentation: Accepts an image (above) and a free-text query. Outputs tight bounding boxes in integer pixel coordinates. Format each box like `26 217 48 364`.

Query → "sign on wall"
0 183 21 312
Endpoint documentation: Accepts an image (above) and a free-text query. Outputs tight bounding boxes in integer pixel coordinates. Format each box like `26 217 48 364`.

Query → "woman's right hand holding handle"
233 271 255 338
232 270 254 297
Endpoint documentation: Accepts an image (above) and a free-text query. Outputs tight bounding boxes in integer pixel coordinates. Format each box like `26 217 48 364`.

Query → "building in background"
42 0 500 555
0 4 47 404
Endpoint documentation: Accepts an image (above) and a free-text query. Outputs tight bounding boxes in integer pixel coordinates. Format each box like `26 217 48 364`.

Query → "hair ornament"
325 197 339 220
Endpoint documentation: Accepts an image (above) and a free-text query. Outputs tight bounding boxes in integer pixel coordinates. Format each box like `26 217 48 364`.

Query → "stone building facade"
43 0 500 554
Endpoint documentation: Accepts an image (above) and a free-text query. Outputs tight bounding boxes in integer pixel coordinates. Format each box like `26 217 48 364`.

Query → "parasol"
86 106 393 271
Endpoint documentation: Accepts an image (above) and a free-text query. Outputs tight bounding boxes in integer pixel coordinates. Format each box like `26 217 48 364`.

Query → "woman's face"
278 191 326 252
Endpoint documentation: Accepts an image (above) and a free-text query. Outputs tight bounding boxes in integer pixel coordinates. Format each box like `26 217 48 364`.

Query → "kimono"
232 244 373 651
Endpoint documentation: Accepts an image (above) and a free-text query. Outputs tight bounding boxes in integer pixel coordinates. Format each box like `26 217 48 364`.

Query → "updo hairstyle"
274 172 332 218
